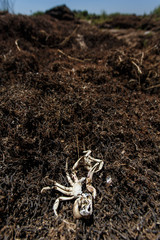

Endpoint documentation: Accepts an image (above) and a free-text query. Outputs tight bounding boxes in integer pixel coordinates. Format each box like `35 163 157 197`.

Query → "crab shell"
73 193 93 219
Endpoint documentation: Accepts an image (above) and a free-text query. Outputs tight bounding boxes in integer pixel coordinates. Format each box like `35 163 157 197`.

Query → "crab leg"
72 150 104 173
84 151 104 173
71 155 85 183
72 155 84 171
41 182 72 195
54 186 73 196
83 150 91 156
65 158 74 186
54 182 72 192
86 162 100 199
89 157 104 173
53 196 75 217
41 186 54 194
72 150 92 171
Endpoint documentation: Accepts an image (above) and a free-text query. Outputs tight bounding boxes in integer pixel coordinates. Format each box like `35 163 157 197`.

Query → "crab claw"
73 193 93 219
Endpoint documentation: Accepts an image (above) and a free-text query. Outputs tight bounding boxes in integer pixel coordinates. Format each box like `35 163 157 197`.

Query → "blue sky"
13 0 160 15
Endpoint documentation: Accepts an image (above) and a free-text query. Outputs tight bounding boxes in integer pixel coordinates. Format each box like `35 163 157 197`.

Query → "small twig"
153 61 160 68
140 52 144 65
15 39 21 51
144 83 160 90
111 227 128 240
118 56 123 62
131 60 142 74
2 153 5 163
59 26 79 47
58 49 84 63
0 153 6 167
145 44 159 54
63 219 76 232
76 135 80 160
146 70 158 80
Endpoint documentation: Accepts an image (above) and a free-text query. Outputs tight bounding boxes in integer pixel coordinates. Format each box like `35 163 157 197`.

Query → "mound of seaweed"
0 10 159 239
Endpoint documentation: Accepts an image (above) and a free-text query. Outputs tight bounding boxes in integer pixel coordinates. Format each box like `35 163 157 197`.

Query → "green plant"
32 11 44 16
150 5 160 17
101 10 107 20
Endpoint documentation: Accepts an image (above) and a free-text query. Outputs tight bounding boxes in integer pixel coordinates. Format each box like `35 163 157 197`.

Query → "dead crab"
41 150 104 219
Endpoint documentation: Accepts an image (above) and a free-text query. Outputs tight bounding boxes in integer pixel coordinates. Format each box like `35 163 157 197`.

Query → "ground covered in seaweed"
0 11 160 239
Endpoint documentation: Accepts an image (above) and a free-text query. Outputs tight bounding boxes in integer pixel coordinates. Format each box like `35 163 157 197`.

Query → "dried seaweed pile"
0 13 160 239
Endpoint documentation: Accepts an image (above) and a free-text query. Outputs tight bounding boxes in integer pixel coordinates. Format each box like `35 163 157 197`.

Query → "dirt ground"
0 11 160 240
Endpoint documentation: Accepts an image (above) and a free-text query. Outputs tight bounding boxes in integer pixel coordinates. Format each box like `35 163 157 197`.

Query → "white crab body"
72 182 82 196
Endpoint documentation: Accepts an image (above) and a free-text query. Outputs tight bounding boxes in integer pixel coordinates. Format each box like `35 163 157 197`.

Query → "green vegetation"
150 5 160 18
24 4 160 22
74 9 131 24
73 5 160 24
32 11 44 16
73 10 98 20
